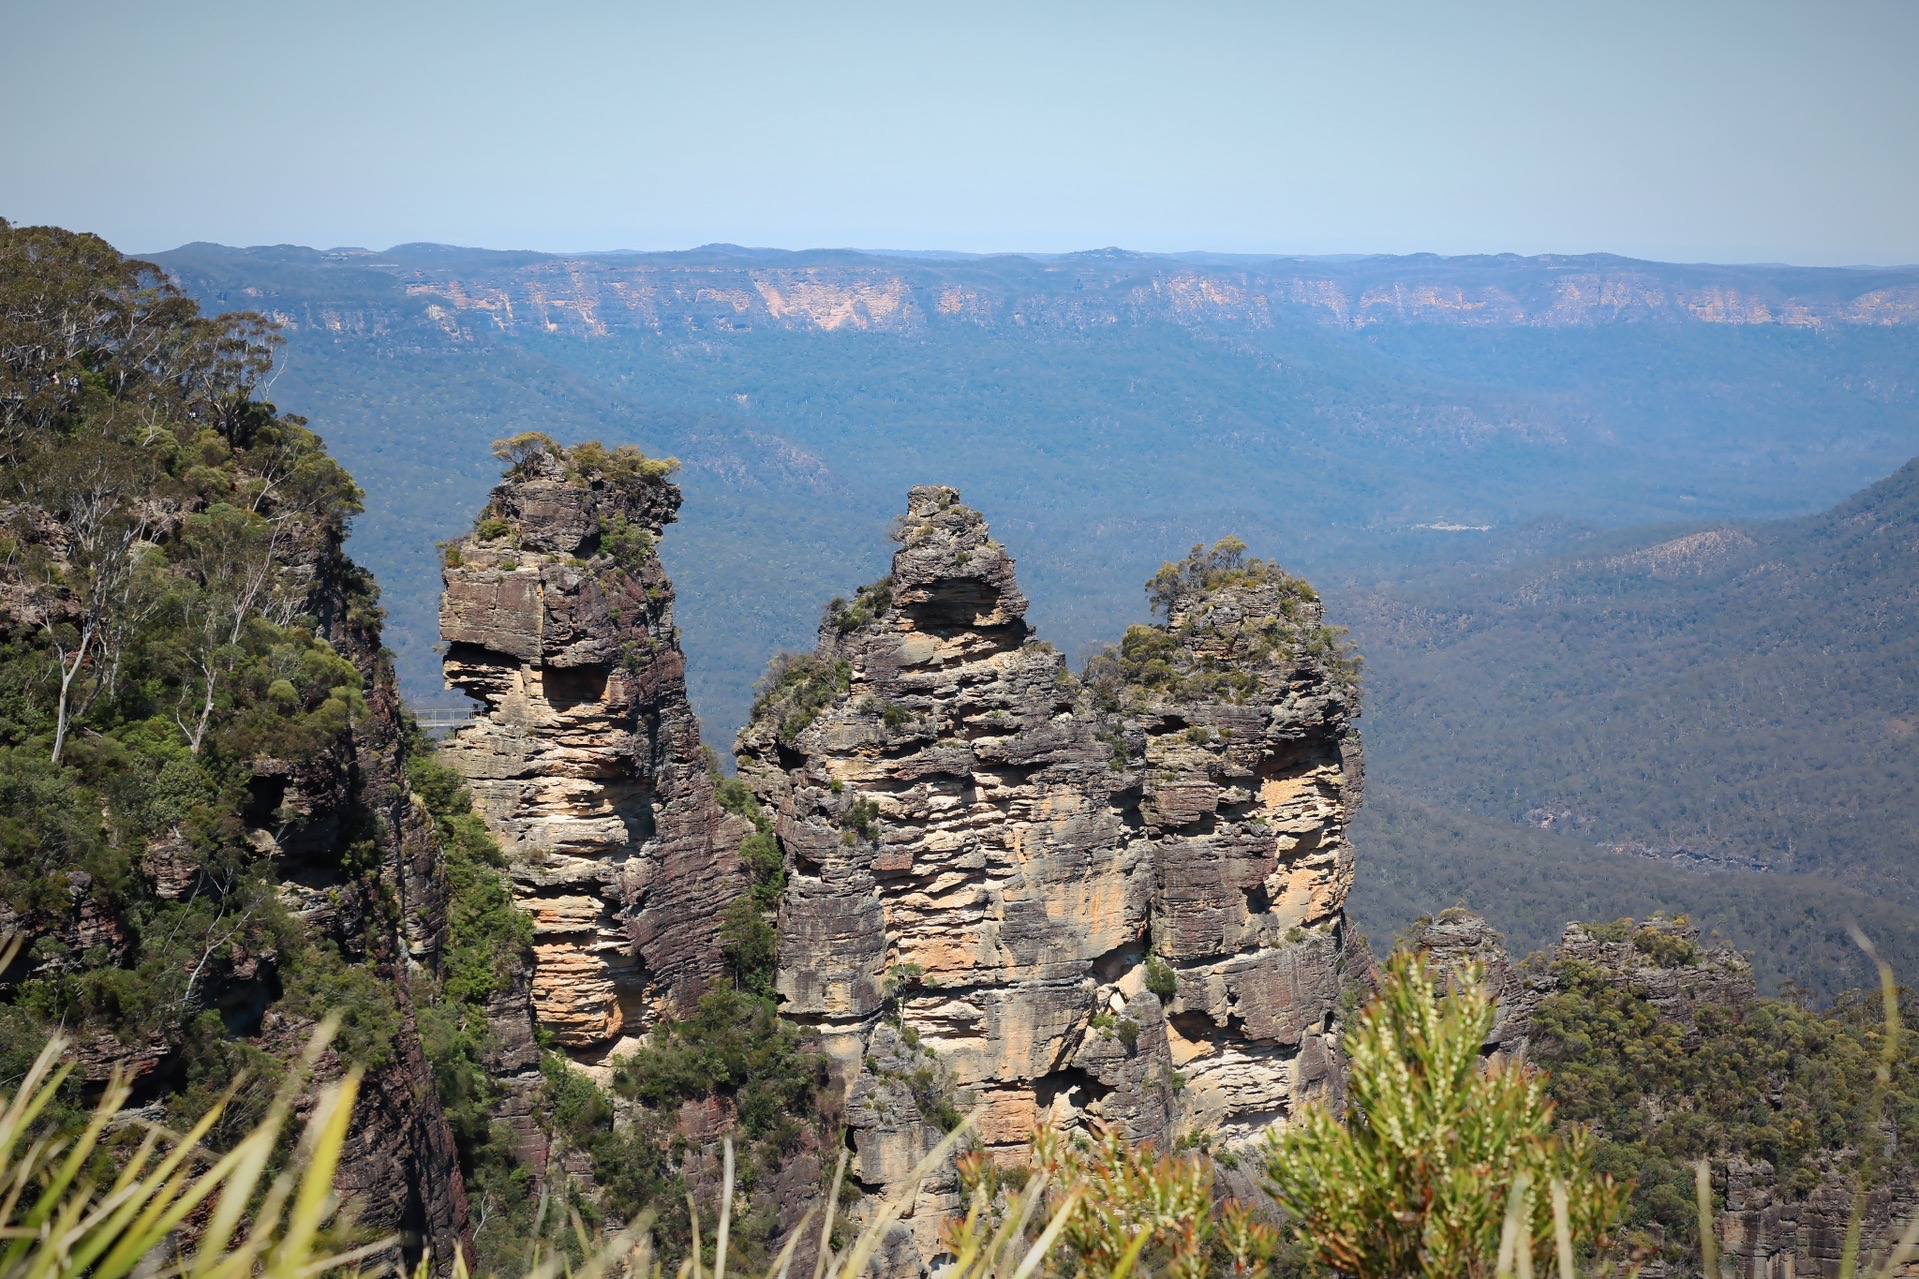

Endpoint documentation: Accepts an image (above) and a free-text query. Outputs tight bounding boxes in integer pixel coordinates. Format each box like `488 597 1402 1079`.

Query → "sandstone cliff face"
340 256 1919 341
438 449 746 1057
734 488 1365 1264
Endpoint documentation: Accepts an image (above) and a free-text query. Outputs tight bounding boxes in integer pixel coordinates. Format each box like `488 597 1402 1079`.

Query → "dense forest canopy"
1343 458 1919 996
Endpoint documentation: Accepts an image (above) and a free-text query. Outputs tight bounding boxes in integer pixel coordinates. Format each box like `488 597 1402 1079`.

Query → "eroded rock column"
440 446 746 1057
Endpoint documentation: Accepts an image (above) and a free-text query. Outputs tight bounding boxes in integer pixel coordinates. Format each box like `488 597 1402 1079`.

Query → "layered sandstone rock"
1402 909 1548 1058
439 446 746 1057
735 487 1366 1265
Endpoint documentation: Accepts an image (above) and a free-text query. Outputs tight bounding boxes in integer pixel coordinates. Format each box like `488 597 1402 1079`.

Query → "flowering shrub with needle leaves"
950 1122 1280 1279
1262 950 1625 1279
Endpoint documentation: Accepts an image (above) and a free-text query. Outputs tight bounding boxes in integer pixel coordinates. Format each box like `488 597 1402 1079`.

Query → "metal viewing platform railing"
411 705 478 734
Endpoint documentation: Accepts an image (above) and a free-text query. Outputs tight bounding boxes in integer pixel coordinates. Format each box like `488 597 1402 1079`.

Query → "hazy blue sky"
3 0 1915 264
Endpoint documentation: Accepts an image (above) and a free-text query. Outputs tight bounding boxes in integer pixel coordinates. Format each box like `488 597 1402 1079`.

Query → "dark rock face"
305 530 474 1269
735 487 1366 1267
330 990 471 1260
438 452 747 1054
1718 1156 1919 1279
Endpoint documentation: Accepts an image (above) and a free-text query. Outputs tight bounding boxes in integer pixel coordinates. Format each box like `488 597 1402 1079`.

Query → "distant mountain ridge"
151 238 1919 750
161 242 1919 339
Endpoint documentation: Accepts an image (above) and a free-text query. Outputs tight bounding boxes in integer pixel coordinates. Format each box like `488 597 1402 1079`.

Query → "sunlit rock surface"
735 487 1366 1268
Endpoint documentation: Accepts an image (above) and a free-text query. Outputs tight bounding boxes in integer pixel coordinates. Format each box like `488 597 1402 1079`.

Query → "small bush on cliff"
713 772 784 995
842 797 882 839
825 576 893 632
749 652 850 742
599 512 656 574
720 897 780 995
1146 537 1317 618
717 774 786 910
1145 953 1179 1001
1264 949 1624 1279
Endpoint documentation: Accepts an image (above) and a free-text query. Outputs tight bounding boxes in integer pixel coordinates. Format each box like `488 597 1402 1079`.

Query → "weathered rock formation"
438 446 747 1058
1411 912 1917 1279
1401 909 1548 1058
734 488 1365 1264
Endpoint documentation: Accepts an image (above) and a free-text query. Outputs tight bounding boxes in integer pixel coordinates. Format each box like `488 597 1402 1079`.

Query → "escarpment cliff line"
211 249 1919 340
438 440 748 1056
734 488 1365 1265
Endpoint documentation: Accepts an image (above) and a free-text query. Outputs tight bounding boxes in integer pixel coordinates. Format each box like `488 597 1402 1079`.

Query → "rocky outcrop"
1416 912 1916 1279
438 446 747 1057
1401 910 1547 1058
1717 1155 1919 1279
735 488 1365 1267
292 516 476 1268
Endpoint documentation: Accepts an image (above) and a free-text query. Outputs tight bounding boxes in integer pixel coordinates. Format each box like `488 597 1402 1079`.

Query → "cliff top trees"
0 220 384 1124
488 432 680 486
1145 536 1317 619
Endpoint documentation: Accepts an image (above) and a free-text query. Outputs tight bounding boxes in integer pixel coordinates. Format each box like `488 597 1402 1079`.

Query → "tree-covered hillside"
1346 460 1918 894
1341 462 1919 997
0 220 385 1090
1347 789 1919 999
0 219 524 1262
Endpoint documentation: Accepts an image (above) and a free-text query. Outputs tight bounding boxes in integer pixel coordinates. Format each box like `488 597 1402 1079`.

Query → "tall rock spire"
439 442 746 1056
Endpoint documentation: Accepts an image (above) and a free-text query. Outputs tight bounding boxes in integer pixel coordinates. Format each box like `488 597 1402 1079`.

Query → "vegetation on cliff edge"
0 219 406 1142
1530 933 1919 1270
